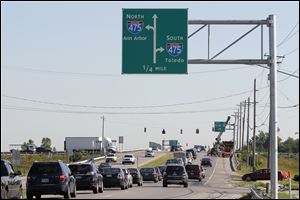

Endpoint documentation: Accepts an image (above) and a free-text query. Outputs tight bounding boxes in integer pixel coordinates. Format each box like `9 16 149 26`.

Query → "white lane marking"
204 157 218 185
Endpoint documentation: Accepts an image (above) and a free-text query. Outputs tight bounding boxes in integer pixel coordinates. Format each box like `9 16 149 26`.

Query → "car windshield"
103 168 121 174
100 163 110 167
29 163 61 174
107 154 115 157
69 164 92 174
140 168 154 173
127 168 138 173
166 166 184 174
185 165 199 171
124 155 133 158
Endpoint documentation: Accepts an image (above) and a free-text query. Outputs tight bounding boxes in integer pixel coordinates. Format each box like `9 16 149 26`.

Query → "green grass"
234 153 299 190
1 154 69 176
235 180 267 188
138 153 173 168
278 192 298 199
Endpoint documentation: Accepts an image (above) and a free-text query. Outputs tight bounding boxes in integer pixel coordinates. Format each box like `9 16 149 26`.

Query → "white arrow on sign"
146 14 164 64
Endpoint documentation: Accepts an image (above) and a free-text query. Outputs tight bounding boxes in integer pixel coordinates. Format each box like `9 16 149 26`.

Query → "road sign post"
122 9 188 74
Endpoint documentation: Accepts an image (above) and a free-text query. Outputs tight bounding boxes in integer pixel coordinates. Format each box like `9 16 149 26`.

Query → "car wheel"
64 186 70 199
246 176 252 181
163 182 167 187
35 194 41 199
121 185 125 190
93 182 99 194
199 178 202 182
130 183 133 188
71 185 76 197
184 182 188 188
154 179 158 183
26 191 33 199
99 182 104 193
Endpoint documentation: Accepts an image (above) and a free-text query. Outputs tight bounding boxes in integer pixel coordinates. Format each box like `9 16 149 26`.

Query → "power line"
277 21 299 47
1 105 236 115
3 65 255 76
283 47 299 57
278 104 299 109
1 89 253 109
254 64 299 78
278 68 299 82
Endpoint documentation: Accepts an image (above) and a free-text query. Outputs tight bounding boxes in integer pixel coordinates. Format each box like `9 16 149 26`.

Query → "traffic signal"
196 129 199 134
162 129 166 134
180 129 183 134
144 127 146 133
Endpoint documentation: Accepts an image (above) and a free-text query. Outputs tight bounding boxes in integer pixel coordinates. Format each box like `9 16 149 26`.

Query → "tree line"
21 137 56 152
250 131 299 153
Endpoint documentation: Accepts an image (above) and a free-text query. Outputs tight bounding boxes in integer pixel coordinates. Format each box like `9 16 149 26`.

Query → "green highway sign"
122 9 188 74
213 121 226 132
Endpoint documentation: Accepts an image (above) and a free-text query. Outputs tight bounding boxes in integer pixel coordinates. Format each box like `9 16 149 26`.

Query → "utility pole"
247 97 250 152
232 112 238 152
269 14 278 199
101 116 105 156
252 79 257 172
242 100 246 150
239 102 243 151
236 108 240 151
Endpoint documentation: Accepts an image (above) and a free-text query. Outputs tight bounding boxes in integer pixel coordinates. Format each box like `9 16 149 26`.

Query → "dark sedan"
68 163 103 193
102 168 127 190
201 157 212 167
140 167 159 183
127 168 143 186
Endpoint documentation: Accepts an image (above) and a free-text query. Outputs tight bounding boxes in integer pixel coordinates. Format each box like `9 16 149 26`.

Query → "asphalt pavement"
25 151 250 199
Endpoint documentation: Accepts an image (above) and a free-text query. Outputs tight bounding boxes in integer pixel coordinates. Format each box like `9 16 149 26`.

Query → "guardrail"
230 152 239 171
72 149 146 164
250 188 264 199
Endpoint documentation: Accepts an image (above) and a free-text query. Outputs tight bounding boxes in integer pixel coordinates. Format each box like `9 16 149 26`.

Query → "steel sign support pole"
268 14 278 199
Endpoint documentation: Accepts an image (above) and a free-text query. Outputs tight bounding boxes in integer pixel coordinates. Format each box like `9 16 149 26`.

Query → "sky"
1 1 299 152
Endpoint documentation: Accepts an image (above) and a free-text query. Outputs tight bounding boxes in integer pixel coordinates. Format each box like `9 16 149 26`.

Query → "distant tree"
21 139 35 150
41 137 52 150
282 137 295 153
293 139 299 153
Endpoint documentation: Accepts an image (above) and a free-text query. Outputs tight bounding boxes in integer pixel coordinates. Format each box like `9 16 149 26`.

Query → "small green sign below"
122 9 188 74
213 121 226 132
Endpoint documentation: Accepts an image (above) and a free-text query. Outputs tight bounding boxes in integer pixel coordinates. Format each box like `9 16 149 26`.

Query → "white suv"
122 154 135 164
105 153 117 162
145 150 154 157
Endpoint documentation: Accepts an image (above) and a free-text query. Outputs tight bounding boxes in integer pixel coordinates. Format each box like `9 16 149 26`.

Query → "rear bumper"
27 183 68 195
76 179 98 190
103 179 126 188
163 177 187 184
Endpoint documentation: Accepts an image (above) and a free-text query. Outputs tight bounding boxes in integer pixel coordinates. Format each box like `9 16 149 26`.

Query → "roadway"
29 151 249 199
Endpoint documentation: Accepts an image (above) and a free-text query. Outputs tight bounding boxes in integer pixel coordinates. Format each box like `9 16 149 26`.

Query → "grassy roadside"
138 153 173 168
1 154 69 176
239 192 298 199
233 152 299 191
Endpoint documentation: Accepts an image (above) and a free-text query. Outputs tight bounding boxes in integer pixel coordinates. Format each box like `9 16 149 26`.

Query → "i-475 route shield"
122 9 188 74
